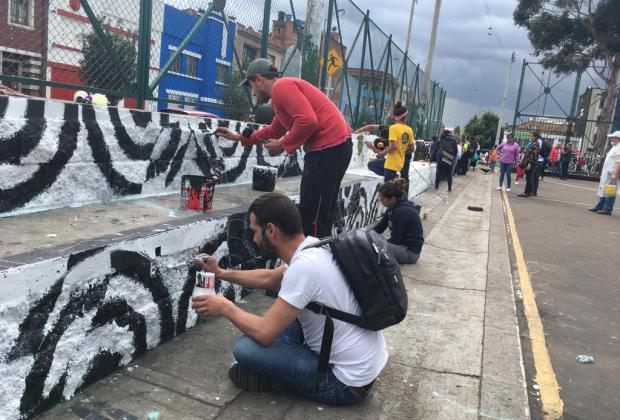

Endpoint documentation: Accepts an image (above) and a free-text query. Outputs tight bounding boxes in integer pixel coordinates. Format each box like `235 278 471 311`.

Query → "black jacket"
434 136 458 164
374 199 424 253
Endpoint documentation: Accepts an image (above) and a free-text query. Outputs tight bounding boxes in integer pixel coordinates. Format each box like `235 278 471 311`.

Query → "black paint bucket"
252 166 278 192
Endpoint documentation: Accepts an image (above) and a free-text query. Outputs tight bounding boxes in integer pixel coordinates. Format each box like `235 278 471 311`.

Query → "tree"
464 112 499 149
219 71 252 121
79 24 137 106
514 0 620 153
454 126 461 137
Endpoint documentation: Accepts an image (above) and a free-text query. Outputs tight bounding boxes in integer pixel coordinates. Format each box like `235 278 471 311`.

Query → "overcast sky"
346 0 535 128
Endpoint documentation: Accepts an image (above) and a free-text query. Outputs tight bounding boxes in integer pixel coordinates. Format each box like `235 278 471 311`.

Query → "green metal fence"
0 0 445 138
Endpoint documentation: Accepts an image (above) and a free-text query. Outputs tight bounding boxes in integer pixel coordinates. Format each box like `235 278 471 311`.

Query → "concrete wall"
0 95 308 217
0 176 383 419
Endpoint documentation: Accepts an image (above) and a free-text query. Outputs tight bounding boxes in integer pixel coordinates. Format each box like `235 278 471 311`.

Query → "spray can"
193 270 215 324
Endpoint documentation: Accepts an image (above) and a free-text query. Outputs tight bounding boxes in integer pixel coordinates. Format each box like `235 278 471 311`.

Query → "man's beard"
257 235 278 260
255 90 270 104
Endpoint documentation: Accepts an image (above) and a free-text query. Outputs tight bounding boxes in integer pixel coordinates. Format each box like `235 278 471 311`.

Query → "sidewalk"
37 172 530 420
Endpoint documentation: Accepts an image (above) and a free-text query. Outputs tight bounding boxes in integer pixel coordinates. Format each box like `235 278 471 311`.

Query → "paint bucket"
252 165 278 192
603 182 617 197
180 175 218 212
193 271 216 296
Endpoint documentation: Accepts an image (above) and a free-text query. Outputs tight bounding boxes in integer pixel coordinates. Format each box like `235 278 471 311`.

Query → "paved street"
36 172 530 420
504 176 620 420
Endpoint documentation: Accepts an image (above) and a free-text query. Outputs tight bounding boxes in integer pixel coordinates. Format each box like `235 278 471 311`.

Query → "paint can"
252 165 278 192
180 175 218 212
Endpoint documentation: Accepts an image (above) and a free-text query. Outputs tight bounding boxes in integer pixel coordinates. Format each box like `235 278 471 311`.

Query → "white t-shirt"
279 237 389 387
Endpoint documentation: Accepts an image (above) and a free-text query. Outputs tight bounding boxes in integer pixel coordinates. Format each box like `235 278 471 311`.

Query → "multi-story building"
157 5 236 115
45 0 164 108
233 23 285 72
0 0 48 96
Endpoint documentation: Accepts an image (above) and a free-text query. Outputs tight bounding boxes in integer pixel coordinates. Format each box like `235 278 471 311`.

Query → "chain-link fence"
0 0 446 138
511 61 618 179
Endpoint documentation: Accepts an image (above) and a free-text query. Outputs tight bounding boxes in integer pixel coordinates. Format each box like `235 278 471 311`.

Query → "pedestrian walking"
489 145 498 173
216 59 353 237
589 131 620 215
550 144 561 177
433 130 458 192
530 130 551 196
515 147 526 184
518 143 539 198
453 139 463 177
496 134 520 192
559 143 573 180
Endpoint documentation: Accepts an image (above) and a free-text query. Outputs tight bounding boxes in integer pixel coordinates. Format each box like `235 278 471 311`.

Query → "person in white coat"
589 131 620 215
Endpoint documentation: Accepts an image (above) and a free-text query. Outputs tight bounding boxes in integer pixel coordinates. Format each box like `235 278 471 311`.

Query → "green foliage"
301 35 320 86
453 126 461 137
219 72 252 121
464 112 499 149
79 24 137 105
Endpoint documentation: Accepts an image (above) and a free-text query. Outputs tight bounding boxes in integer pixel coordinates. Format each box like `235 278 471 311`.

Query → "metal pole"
353 11 369 128
320 0 336 92
150 0 226 93
260 0 272 58
379 35 392 122
495 52 515 144
399 54 407 102
421 0 442 105
136 0 153 109
512 59 527 132
404 0 416 56
566 70 583 146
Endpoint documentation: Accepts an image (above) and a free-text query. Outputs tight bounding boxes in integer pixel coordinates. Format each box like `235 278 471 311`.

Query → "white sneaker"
496 186 502 190
507 188 511 192
515 181 520 185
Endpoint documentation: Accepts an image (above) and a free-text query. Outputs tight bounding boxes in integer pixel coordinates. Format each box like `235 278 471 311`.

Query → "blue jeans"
368 157 398 181
233 320 364 406
499 162 514 189
593 196 616 213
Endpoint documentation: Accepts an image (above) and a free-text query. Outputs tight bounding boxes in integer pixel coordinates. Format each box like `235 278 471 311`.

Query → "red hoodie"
241 78 352 154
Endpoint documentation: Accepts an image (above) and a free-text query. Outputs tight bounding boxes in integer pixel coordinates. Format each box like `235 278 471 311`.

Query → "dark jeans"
400 152 412 181
387 243 420 264
532 161 544 195
523 170 534 196
300 140 353 237
368 157 398 181
435 162 453 191
592 196 616 213
560 161 569 179
233 320 364 406
499 162 514 189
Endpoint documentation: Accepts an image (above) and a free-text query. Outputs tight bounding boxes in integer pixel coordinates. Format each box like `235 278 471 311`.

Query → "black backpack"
303 228 408 373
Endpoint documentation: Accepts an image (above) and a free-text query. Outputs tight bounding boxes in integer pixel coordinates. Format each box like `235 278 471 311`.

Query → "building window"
9 0 33 28
186 55 198 77
170 54 181 73
242 44 257 68
216 63 228 85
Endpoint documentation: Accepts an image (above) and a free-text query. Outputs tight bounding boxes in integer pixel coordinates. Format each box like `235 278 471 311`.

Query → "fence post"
136 0 153 109
260 0 272 58
353 11 369 128
379 35 392 123
565 70 583 145
512 59 527 132
320 0 335 92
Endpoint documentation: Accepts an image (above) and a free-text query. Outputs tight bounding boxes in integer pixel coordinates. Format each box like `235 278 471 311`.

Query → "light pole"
421 0 442 105
495 52 516 144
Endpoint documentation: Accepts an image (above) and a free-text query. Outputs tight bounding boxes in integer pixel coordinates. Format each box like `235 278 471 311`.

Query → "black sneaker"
228 363 273 392
588 208 600 212
597 210 612 216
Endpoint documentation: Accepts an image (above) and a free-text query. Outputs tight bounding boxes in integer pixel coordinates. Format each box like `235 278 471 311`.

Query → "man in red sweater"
216 59 353 237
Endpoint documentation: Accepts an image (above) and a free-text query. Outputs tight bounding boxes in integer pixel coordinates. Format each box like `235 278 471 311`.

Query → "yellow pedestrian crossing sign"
326 49 343 75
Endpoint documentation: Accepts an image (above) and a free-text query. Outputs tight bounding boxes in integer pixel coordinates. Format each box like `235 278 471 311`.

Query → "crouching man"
192 193 388 405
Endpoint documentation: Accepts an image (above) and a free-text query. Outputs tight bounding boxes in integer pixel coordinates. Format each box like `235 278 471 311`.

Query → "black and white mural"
0 96 302 217
0 176 382 419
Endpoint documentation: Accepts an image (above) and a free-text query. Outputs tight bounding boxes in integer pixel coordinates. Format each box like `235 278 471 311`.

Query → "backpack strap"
306 302 367 373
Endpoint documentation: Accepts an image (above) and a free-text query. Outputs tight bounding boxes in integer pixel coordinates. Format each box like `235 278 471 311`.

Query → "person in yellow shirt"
356 102 415 182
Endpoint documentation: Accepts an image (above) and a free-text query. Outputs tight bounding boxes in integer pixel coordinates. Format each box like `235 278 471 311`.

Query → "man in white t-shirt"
192 193 388 405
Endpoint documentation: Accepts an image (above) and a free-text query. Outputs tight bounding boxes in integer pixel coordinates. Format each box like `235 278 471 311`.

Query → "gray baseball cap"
239 58 278 87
